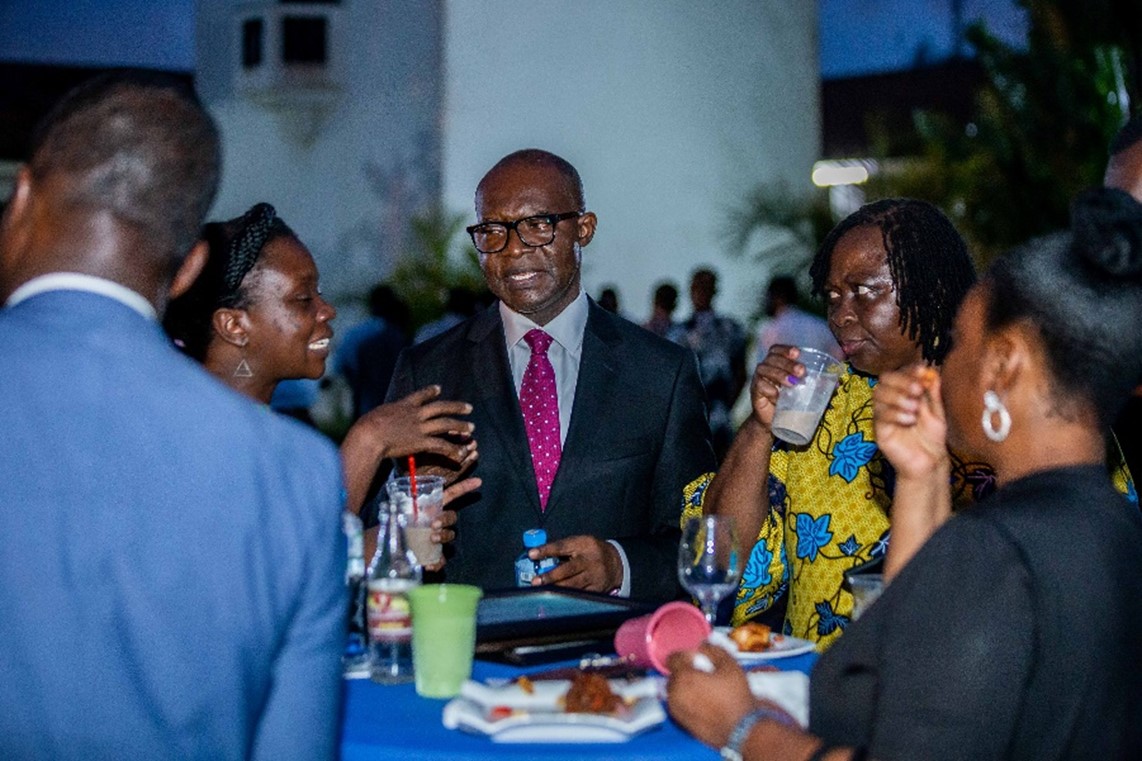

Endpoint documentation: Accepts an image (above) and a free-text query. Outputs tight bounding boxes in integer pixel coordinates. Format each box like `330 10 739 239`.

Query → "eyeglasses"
466 211 582 254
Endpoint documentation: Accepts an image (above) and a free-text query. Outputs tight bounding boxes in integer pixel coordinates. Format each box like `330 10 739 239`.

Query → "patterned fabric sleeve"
731 448 792 626
680 472 714 525
679 455 795 627
1109 434 1137 506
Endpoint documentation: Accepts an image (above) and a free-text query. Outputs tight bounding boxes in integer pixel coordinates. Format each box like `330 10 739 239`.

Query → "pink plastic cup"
614 601 712 674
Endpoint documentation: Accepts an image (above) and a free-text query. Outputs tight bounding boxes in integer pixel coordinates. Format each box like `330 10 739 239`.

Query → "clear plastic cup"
771 347 844 446
386 476 445 567
848 574 885 620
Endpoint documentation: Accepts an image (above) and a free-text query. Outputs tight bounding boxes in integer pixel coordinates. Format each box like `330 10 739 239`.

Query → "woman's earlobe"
212 308 250 348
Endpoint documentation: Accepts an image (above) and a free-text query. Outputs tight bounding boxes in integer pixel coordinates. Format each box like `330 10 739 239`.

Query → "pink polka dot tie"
520 329 562 511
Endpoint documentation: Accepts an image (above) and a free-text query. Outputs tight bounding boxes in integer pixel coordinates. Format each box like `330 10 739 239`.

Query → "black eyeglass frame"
466 211 583 254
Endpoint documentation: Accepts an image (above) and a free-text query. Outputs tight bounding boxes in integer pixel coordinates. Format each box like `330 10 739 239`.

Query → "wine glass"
678 515 742 626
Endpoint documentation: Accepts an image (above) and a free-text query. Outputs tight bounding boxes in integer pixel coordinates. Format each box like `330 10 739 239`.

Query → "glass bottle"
367 500 422 684
342 510 370 675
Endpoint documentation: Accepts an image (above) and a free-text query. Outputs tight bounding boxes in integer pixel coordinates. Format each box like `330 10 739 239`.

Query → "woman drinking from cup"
164 203 479 563
684 198 1135 647
666 186 1142 761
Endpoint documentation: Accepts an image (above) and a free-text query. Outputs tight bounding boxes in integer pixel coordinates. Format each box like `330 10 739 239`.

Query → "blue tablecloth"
340 652 817 760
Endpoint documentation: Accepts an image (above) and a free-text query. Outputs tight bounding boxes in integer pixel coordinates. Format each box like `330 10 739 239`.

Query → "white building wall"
196 0 444 311
441 1 820 324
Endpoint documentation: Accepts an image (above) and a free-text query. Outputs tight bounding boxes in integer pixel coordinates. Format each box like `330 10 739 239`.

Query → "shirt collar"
500 289 588 355
5 273 158 320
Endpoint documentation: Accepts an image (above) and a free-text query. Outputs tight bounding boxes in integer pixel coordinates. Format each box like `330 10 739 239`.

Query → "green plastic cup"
408 584 483 698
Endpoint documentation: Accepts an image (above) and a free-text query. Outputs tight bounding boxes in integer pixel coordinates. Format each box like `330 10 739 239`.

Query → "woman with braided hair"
684 198 1135 648
165 203 479 561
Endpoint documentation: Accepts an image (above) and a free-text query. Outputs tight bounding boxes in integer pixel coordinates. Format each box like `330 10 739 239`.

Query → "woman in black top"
665 187 1142 761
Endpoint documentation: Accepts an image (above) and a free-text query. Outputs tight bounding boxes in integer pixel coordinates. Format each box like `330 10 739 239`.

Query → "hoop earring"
233 357 253 378
981 390 1010 443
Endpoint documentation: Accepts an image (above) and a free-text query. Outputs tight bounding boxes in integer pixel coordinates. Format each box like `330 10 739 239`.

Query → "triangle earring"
234 358 253 378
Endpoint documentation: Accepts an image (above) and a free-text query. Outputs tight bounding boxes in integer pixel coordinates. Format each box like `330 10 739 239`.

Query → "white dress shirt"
499 291 632 595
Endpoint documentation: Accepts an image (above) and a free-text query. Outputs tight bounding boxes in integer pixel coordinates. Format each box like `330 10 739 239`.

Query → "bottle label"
367 583 412 642
515 557 536 586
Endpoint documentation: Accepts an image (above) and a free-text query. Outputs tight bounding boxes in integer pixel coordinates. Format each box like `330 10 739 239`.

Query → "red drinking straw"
408 455 418 522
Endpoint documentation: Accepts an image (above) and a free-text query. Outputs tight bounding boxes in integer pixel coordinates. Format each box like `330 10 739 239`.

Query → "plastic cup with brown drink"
386 475 445 567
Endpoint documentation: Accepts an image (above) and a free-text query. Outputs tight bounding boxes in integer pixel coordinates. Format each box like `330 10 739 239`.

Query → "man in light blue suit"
0 71 347 760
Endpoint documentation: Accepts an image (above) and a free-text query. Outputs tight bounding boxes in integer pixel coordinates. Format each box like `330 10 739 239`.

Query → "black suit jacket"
387 300 716 602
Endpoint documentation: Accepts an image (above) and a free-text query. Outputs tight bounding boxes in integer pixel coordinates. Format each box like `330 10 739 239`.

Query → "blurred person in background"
674 267 748 462
596 284 624 317
643 280 680 339
414 285 483 344
753 274 842 367
335 282 410 421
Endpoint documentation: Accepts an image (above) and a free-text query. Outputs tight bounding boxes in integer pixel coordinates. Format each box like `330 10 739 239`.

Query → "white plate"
712 627 816 662
442 677 666 743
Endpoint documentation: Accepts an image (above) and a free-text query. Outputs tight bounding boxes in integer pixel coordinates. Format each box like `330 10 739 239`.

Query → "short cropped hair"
768 275 799 304
28 69 220 261
479 149 585 210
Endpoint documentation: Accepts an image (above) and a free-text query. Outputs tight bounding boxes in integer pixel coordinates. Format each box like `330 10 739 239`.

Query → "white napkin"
746 671 809 728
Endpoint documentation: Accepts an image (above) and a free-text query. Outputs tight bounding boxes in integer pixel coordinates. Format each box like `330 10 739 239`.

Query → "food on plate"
563 672 622 714
729 622 772 652
515 675 535 695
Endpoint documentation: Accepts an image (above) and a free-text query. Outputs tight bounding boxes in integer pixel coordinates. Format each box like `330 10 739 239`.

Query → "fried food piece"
919 366 939 389
515 675 535 695
563 672 621 714
729 622 772 652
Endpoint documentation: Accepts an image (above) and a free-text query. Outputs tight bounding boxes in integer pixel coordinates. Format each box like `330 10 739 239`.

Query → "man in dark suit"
387 149 715 601
0 72 346 759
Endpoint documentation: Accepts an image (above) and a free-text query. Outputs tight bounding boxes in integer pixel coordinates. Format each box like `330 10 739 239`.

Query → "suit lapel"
467 309 543 516
545 302 622 520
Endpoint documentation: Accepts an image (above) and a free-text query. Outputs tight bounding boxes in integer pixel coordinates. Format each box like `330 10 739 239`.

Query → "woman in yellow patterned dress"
684 199 1136 648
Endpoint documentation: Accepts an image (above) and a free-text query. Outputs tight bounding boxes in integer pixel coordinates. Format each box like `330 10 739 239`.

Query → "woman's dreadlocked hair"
164 202 296 360
809 198 977 365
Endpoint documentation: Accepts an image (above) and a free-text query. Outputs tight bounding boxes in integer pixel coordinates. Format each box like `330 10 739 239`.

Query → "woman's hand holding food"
873 365 949 481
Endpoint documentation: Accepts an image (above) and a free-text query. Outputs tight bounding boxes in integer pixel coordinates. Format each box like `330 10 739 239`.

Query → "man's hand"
530 535 623 593
432 476 482 547
363 476 481 567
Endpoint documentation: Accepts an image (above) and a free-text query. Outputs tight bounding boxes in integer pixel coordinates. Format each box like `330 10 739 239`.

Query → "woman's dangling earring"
233 337 252 378
981 390 1010 442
